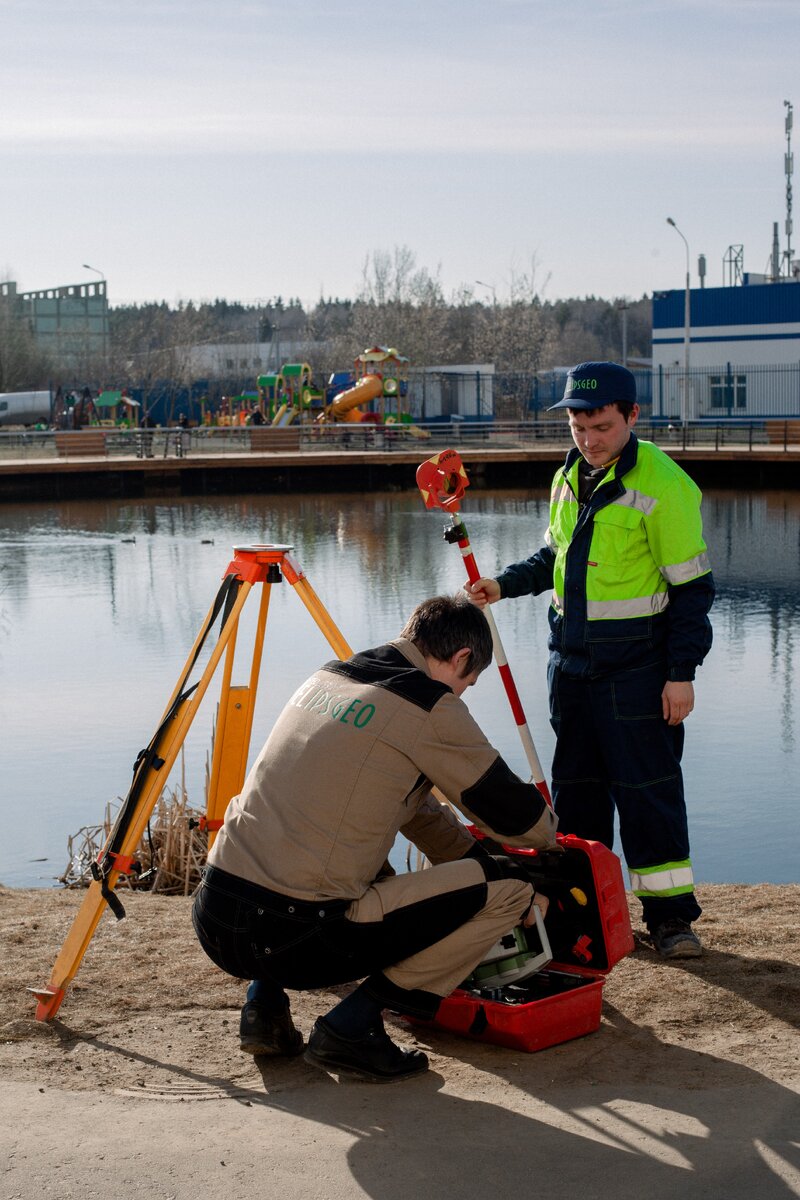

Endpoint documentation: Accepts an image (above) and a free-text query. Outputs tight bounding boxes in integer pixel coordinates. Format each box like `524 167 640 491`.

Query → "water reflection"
0 488 798 888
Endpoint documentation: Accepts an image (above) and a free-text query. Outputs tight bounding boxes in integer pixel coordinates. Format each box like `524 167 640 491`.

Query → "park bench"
54 431 108 458
250 427 303 452
765 420 800 447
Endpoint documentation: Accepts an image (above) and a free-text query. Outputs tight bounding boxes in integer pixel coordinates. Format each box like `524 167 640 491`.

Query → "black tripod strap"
96 571 244 909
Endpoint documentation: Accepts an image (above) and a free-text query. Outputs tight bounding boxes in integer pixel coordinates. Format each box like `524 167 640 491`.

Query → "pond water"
0 487 798 888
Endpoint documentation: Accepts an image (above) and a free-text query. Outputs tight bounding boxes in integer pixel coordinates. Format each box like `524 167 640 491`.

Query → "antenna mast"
784 100 794 277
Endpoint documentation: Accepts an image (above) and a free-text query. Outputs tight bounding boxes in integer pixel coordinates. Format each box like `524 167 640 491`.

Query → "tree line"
1 248 652 394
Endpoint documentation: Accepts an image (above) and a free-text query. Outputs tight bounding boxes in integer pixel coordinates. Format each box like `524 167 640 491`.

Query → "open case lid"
471 829 635 977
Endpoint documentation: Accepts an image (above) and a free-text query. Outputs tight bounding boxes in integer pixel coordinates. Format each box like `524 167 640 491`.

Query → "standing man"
193 595 557 1082
467 362 714 959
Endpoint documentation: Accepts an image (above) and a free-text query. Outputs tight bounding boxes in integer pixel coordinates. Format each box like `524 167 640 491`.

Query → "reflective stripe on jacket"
551 434 709 614
498 434 714 676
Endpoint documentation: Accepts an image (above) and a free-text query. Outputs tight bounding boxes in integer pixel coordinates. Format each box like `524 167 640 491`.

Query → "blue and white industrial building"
652 281 800 418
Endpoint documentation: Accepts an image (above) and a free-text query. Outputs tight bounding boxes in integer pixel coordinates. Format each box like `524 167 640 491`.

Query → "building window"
709 373 747 410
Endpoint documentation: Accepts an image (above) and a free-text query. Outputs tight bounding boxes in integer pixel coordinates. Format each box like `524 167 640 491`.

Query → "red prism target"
416 448 470 513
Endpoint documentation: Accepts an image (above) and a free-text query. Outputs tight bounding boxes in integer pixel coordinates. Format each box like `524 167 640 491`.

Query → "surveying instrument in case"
30 544 356 1022
408 829 635 1053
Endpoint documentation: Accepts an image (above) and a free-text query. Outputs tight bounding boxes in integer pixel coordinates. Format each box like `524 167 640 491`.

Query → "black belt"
202 865 350 920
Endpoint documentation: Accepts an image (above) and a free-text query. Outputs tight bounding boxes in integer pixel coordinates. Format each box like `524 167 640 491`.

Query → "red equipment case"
411 833 634 1053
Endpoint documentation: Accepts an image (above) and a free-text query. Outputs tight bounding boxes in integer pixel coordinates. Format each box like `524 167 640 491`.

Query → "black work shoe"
651 919 702 959
304 1016 429 1082
239 1001 304 1056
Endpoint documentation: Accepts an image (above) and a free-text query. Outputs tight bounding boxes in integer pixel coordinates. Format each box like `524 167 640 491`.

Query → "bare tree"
341 246 461 367
112 302 213 423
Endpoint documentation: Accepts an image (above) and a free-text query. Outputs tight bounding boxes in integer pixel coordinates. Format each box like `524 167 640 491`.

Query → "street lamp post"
82 263 108 370
271 324 281 373
666 218 691 424
475 279 497 306
616 300 630 367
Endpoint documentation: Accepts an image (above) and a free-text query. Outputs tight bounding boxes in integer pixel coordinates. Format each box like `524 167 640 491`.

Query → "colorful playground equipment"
256 363 323 425
318 372 383 423
253 345 427 436
212 391 260 426
257 371 286 422
317 346 409 425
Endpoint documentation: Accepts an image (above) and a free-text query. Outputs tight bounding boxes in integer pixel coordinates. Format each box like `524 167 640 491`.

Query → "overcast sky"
3 0 798 308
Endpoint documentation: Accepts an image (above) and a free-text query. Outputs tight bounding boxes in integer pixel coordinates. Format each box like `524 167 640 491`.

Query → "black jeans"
192 865 489 1019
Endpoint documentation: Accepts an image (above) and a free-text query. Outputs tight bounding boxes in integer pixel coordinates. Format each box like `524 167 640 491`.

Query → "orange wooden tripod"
30 545 354 1022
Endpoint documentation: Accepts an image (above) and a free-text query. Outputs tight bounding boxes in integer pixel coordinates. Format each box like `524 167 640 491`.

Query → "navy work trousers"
548 660 702 931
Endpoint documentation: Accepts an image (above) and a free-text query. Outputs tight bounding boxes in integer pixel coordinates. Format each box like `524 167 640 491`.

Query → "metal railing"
1 419 798 463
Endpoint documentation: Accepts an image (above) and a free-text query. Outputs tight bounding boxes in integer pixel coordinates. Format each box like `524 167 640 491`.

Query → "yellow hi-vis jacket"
498 434 714 677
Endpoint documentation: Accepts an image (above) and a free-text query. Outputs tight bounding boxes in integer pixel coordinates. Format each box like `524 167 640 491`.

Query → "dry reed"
60 751 207 896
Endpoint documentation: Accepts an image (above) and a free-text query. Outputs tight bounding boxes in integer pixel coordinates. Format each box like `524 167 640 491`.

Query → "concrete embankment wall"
0 448 797 503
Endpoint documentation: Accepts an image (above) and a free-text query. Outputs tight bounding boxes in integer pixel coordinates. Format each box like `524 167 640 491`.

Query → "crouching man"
192 594 557 1082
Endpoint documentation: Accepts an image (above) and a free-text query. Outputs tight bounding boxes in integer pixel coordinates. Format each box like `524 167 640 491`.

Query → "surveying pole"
416 448 552 805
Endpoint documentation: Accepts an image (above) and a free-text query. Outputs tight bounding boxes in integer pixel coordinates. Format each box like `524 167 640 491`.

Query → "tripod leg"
202 561 355 845
286 570 354 659
31 579 256 1021
203 563 353 849
205 579 273 845
153 577 235 727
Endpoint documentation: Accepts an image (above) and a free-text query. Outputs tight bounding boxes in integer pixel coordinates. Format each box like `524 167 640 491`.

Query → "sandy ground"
1 882 799 1199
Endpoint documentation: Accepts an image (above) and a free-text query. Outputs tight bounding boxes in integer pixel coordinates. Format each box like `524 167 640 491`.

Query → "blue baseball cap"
549 361 637 411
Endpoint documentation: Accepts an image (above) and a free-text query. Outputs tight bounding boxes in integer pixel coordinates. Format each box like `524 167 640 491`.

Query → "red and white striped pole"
416 449 552 806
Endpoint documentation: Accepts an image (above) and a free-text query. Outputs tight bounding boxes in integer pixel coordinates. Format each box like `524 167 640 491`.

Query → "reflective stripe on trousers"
629 860 695 897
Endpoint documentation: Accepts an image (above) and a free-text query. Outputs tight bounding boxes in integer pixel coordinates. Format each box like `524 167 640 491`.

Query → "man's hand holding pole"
465 578 501 608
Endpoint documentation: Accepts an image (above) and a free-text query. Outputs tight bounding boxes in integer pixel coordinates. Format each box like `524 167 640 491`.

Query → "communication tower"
723 244 743 288
784 100 794 277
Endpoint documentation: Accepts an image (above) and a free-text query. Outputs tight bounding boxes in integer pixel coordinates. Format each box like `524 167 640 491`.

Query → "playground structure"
259 363 324 426
254 346 427 436
38 345 425 431
92 389 140 427
47 387 140 430
212 391 261 426
317 346 409 425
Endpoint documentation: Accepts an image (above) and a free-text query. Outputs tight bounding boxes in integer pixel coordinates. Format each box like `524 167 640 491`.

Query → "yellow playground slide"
317 373 430 437
319 374 383 422
271 403 297 426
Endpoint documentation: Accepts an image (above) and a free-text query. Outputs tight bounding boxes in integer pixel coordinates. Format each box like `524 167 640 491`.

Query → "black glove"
462 838 495 865
464 841 536 886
